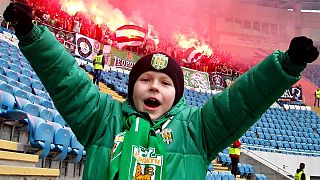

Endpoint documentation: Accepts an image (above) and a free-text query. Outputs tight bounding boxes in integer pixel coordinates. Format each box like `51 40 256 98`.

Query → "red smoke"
109 0 215 40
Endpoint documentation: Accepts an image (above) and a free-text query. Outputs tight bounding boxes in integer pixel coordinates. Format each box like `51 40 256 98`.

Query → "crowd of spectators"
1 0 254 77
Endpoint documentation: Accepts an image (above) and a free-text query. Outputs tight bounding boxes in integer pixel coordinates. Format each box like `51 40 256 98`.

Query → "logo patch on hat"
151 54 168 70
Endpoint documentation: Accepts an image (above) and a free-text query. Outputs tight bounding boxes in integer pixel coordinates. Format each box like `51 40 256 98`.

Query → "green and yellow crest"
151 53 168 70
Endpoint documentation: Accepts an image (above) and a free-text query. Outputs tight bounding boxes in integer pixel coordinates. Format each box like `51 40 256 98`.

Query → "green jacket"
18 26 304 179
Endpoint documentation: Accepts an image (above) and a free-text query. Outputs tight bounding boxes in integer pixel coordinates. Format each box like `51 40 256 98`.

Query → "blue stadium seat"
241 137 249 144
27 115 54 159
283 135 290 142
238 163 245 177
289 142 296 149
0 90 15 113
39 108 54 122
31 79 44 91
33 89 51 101
260 174 268 180
8 79 23 90
48 121 71 161
5 69 20 81
10 53 21 61
256 174 261 180
22 63 33 71
0 58 10 68
264 134 271 140
9 63 22 73
268 128 275 135
269 140 276 148
41 100 54 109
22 102 41 117
276 135 284 141
276 141 283 149
13 89 32 100
302 143 309 151
308 144 315 151
0 83 15 94
19 74 32 87
28 94 42 105
15 96 30 110
52 113 66 127
206 174 214 180
283 142 290 149
21 68 32 77
245 164 254 176
270 134 277 140
214 172 222 180
292 131 298 137
221 172 233 180
20 83 33 94
67 128 85 162
289 136 295 142
0 66 6 75
208 162 214 172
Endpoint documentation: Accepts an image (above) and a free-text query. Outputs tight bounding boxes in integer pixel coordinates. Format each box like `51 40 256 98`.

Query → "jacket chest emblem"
160 128 173 144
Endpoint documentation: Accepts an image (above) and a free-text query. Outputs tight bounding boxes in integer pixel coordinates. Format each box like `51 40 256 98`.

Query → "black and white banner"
280 87 303 101
209 73 227 89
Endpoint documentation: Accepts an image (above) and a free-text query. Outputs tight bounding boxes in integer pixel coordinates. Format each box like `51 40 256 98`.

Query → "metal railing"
242 145 298 179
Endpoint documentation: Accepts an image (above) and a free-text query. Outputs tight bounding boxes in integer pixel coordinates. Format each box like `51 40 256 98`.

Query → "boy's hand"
3 2 33 35
287 36 319 66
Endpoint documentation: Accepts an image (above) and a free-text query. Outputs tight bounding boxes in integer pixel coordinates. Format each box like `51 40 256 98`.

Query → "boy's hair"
128 52 184 106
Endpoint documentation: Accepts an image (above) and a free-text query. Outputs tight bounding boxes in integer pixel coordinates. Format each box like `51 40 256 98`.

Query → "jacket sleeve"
188 50 304 162
17 25 121 148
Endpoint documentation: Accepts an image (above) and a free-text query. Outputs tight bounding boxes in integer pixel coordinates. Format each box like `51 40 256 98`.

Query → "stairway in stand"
0 139 60 180
212 159 246 180
312 106 320 115
87 73 125 102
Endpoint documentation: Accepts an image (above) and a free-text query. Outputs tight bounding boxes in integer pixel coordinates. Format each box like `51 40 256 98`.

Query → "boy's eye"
162 81 172 86
140 78 149 82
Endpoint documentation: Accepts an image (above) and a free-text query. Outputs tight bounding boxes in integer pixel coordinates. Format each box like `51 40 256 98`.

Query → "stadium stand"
302 64 320 87
0 33 86 179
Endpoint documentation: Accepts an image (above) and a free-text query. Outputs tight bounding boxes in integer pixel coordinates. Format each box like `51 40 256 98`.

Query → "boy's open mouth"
144 98 161 108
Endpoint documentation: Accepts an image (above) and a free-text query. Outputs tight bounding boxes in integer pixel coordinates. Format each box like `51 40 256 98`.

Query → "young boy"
3 2 319 180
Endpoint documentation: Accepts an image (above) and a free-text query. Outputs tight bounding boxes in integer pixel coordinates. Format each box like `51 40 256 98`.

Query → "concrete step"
212 159 229 171
236 175 247 180
0 139 24 152
213 164 229 171
0 150 38 167
0 165 59 179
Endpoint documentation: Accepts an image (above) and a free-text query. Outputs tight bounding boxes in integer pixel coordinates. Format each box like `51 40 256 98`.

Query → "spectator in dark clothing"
295 163 306 180
229 139 241 176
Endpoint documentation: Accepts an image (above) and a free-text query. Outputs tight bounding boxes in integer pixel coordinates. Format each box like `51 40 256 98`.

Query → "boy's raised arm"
191 36 318 162
3 2 118 148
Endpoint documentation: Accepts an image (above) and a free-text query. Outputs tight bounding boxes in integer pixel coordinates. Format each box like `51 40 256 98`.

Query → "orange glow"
95 16 103 25
60 0 132 31
175 33 198 49
175 33 213 56
61 0 86 16
106 9 130 31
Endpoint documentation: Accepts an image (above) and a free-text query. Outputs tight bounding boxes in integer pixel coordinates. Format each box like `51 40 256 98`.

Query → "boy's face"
133 71 176 120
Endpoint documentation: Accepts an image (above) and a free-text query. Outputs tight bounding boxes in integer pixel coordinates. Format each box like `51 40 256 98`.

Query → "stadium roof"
239 0 320 10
